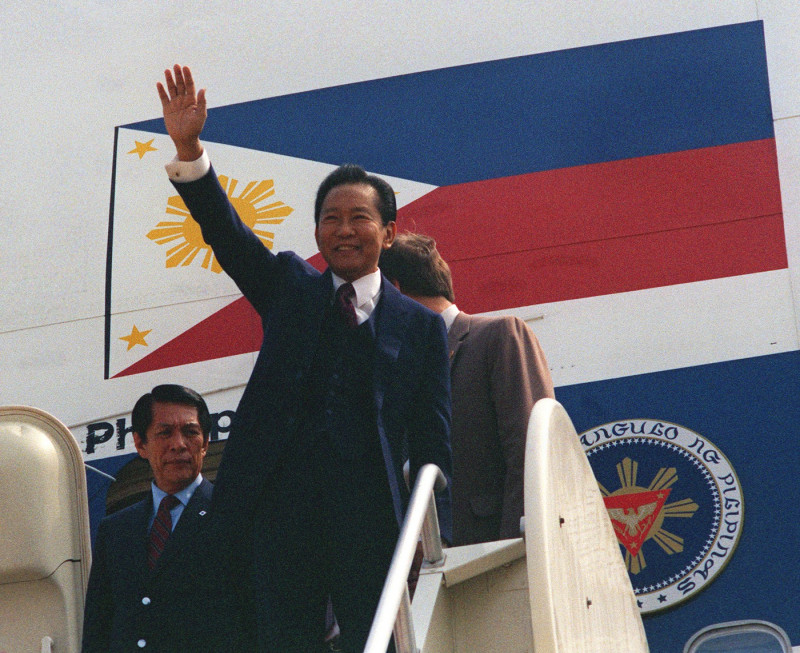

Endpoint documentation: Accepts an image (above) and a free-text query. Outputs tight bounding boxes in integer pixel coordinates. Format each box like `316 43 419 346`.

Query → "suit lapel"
373 279 409 411
371 279 409 522
375 280 407 355
447 311 471 367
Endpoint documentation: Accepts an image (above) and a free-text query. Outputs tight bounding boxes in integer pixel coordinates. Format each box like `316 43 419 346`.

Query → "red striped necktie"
147 494 180 570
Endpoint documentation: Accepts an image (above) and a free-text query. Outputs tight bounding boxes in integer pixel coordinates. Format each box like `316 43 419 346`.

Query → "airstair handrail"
364 463 447 653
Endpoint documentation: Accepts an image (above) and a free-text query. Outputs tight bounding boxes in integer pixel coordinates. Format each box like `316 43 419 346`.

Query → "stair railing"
364 463 447 653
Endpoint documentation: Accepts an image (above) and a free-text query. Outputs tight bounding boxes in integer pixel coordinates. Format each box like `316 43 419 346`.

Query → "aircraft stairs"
365 398 649 653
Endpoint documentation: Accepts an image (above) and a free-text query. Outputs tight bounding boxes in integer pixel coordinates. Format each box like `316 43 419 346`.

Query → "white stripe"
480 270 798 387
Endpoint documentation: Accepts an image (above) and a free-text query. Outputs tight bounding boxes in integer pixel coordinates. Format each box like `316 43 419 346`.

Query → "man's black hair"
314 164 397 226
131 384 212 443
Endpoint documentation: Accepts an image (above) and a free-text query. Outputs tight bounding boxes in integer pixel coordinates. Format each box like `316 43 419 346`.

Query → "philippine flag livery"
106 20 782 380
104 20 800 651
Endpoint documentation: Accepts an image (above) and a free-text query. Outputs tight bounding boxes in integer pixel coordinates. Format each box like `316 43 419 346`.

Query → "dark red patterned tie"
147 494 180 570
336 282 358 329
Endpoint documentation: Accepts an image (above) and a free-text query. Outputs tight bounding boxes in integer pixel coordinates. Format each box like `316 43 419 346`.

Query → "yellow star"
128 139 157 159
119 325 152 351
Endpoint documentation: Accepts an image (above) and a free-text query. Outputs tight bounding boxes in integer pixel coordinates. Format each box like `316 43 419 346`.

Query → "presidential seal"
579 420 743 613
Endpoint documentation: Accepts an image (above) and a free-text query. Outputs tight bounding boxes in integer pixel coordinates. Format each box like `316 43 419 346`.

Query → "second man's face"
133 401 209 495
315 183 396 283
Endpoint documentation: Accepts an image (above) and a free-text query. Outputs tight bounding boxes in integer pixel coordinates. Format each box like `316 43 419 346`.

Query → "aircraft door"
0 406 91 653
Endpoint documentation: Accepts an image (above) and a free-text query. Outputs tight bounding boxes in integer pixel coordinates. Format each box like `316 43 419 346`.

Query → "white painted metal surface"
496 271 798 387
412 538 533 653
524 398 648 652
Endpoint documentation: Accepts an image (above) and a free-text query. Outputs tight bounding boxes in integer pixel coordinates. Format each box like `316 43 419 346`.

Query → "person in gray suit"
381 233 555 546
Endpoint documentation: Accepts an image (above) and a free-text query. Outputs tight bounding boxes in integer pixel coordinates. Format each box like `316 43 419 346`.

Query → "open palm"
157 65 207 159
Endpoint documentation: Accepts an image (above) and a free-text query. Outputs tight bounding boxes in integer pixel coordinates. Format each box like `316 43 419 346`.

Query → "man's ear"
133 431 148 460
382 221 397 248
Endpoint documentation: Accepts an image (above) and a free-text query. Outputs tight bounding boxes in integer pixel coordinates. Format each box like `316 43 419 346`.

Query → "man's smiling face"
314 183 396 283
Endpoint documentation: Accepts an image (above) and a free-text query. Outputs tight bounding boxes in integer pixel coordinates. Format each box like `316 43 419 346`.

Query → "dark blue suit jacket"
81 479 237 652
172 168 453 544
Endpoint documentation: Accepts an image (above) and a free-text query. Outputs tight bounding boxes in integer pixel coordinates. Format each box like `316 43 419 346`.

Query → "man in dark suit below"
82 384 235 652
155 65 452 652
380 233 555 546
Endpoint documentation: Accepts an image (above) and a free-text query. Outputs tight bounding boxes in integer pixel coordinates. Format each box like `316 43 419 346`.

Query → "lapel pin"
199 510 207 516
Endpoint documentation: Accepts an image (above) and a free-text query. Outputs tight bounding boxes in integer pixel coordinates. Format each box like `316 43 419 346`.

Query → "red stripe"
447 214 785 312
113 255 329 378
115 139 784 376
151 520 170 541
113 296 262 378
397 139 785 312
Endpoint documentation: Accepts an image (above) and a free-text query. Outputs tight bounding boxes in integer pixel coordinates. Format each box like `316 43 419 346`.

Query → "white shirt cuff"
165 150 211 182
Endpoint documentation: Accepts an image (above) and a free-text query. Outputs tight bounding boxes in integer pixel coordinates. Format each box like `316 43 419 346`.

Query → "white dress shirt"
331 270 382 324
440 303 460 333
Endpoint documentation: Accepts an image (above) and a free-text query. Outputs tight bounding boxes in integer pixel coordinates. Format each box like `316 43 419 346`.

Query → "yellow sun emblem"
146 175 293 272
599 457 698 574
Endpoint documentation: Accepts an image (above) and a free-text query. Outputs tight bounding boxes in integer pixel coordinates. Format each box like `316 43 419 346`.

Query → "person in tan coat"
381 233 555 545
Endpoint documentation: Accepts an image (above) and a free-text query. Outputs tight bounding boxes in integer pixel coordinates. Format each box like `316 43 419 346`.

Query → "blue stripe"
128 21 772 187
556 350 800 652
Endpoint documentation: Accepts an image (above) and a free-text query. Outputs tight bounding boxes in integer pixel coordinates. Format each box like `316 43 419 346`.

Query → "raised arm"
156 64 207 162
157 65 302 314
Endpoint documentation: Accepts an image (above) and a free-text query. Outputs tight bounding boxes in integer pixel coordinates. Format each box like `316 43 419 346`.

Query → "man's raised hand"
157 64 207 162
